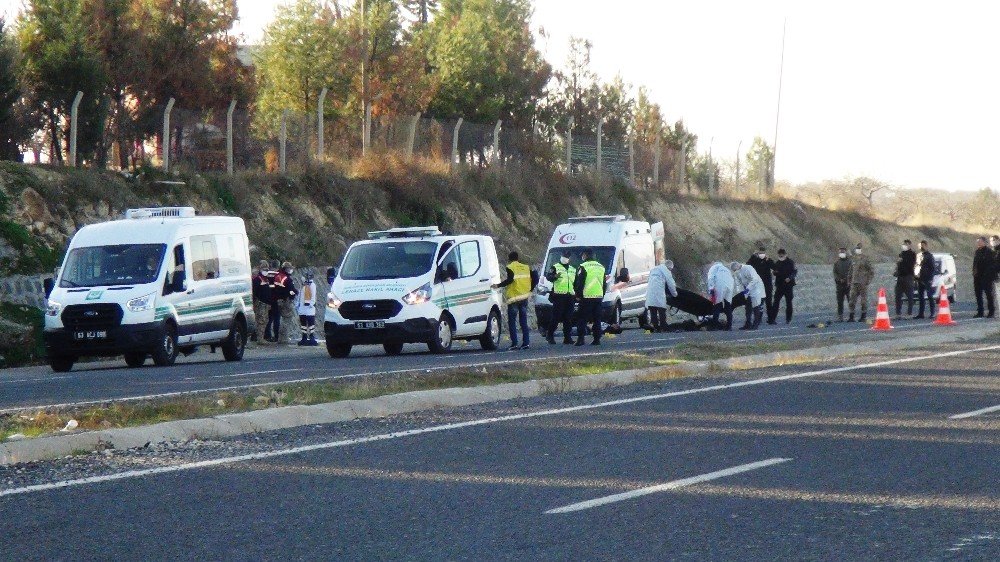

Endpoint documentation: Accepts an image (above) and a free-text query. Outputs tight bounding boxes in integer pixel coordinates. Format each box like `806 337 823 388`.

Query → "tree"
401 0 438 24
745 136 774 195
598 74 633 142
428 0 551 128
852 176 893 209
632 87 664 146
0 18 30 161
17 0 107 164
544 36 600 137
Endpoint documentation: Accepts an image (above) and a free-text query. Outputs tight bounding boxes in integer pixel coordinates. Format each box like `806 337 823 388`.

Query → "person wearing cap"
494 251 539 350
544 250 576 344
848 243 875 322
746 246 774 318
833 247 851 322
706 262 735 330
646 259 678 333
768 248 797 324
296 269 319 345
914 240 936 319
573 248 607 345
894 239 917 320
972 236 996 318
730 262 766 330
251 260 272 342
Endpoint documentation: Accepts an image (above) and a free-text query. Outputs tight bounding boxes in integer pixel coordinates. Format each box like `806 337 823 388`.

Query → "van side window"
216 234 249 277
439 247 460 282
165 244 186 294
191 235 220 281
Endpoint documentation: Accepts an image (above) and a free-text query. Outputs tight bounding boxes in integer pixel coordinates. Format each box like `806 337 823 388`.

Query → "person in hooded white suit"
706 262 735 329
730 262 766 330
645 260 678 332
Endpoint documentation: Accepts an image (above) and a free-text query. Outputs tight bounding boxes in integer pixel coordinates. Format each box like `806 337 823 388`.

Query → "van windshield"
543 246 616 275
340 241 438 280
60 244 167 288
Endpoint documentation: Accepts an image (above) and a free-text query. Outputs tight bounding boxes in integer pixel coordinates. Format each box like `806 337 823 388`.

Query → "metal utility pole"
226 100 237 175
361 0 371 155
69 91 83 167
162 98 176 173
771 18 787 193
317 87 328 160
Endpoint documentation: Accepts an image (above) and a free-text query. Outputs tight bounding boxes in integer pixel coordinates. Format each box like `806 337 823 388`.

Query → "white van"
324 227 504 357
533 215 663 331
44 207 254 372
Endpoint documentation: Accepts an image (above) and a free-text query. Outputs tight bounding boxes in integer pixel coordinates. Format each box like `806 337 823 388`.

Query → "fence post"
363 105 372 156
162 97 175 173
628 135 635 186
226 99 236 175
450 117 463 171
406 112 420 158
317 88 328 161
279 109 288 174
69 91 83 167
492 120 502 165
653 135 660 188
678 139 687 191
595 118 603 182
565 117 574 175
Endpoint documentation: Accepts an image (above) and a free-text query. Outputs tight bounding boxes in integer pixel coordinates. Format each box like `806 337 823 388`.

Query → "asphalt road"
0 335 997 560
0 305 993 412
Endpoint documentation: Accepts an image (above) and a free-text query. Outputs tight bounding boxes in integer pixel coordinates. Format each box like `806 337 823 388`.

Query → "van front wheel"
428 316 453 354
479 310 501 350
152 324 179 366
221 321 246 362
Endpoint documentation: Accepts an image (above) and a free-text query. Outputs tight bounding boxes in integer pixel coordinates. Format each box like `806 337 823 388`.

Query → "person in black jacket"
746 246 774 318
768 248 797 324
894 239 917 319
972 236 996 318
914 240 936 319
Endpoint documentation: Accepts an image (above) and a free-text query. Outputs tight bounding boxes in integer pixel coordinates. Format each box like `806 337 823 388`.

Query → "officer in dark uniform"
746 246 774 318
768 248 797 324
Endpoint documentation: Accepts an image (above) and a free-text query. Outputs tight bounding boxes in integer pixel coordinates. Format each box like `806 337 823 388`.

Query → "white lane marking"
545 457 792 514
209 369 302 379
2 344 998 498
949 404 1000 420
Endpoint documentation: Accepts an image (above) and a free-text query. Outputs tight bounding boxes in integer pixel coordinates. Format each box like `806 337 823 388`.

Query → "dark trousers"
648 306 667 331
577 298 603 343
265 302 282 340
836 283 849 317
917 281 936 317
507 300 530 346
894 275 915 316
712 301 733 329
763 285 773 317
974 277 996 315
770 283 794 323
547 294 574 341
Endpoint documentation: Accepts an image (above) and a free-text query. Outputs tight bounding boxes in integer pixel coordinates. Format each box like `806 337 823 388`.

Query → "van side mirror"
616 267 631 284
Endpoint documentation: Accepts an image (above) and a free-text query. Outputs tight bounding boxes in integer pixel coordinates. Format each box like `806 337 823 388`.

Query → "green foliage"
0 18 30 161
0 303 45 368
745 136 774 194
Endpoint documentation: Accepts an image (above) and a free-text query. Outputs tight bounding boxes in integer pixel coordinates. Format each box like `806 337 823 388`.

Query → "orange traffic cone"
934 285 957 326
872 287 893 331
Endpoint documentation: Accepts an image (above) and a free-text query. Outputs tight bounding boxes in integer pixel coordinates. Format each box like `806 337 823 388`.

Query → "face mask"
854 249 862 255
560 257 569 265
778 256 786 261
838 252 847 259
758 253 766 259
287 268 294 274
901 245 909 251
991 240 998 248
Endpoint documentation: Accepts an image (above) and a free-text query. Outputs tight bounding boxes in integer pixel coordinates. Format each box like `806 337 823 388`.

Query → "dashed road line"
949 404 1000 420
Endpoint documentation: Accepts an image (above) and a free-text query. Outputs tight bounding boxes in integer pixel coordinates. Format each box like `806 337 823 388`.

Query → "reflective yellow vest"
505 261 532 303
580 260 606 299
552 263 576 295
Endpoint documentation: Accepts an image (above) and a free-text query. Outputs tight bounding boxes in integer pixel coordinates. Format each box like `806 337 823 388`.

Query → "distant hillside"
0 160 976 291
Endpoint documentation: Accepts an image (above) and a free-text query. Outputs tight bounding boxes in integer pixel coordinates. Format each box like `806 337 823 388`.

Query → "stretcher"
665 288 748 318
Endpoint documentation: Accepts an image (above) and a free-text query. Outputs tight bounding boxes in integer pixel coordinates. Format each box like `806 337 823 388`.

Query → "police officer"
833 247 851 322
574 248 606 346
545 250 576 344
494 251 538 350
914 240 936 319
894 239 917 319
251 260 272 342
849 243 875 322
769 249 797 324
973 236 996 318
747 246 774 317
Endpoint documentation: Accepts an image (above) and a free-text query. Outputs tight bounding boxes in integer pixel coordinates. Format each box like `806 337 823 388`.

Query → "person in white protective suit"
706 262 735 330
730 262 766 330
645 259 678 332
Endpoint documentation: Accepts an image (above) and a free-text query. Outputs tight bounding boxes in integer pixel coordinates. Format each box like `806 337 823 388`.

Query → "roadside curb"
2 324 996 466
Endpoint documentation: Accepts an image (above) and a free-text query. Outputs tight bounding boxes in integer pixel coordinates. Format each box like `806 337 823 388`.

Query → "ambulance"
43 207 254 372
324 227 504 357
533 215 664 332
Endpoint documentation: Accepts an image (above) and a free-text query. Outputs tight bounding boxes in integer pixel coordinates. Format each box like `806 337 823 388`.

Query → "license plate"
355 321 385 330
74 330 107 340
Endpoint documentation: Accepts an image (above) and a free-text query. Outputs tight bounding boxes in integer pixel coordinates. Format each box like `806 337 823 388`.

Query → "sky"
3 0 998 192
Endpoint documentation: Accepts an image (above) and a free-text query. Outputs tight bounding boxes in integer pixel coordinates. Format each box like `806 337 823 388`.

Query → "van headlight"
46 300 62 317
402 283 432 305
327 292 343 310
126 293 155 312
